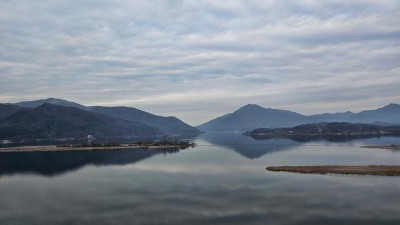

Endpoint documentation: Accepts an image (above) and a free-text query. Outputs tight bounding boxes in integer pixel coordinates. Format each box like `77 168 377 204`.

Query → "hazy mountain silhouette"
197 103 400 132
0 103 162 139
90 106 202 136
310 103 400 124
15 98 88 110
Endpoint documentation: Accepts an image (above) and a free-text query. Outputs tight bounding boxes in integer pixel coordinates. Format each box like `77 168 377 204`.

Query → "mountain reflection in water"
0 148 181 177
0 133 399 225
199 132 302 159
250 133 400 143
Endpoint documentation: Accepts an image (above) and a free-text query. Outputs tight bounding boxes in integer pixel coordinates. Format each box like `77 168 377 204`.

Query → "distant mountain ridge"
2 98 399 134
309 103 400 124
197 103 400 132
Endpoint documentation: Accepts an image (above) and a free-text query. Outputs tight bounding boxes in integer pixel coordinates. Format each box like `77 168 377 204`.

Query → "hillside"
0 104 23 120
0 104 162 139
90 106 202 136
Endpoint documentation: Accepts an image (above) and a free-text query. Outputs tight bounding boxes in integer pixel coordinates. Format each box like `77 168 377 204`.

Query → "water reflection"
1 133 398 177
0 148 182 177
200 132 302 159
250 134 400 143
0 133 399 225
200 132 400 159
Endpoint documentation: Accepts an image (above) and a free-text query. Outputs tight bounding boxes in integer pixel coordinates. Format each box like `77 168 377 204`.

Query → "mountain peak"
236 104 265 112
382 103 400 109
197 104 308 132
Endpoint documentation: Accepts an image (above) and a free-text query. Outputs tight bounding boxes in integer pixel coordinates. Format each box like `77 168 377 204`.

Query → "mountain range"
197 103 400 132
0 98 202 140
1 98 399 138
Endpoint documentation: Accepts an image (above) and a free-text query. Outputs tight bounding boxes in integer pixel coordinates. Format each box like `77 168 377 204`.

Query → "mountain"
197 104 309 132
10 98 200 136
197 103 400 132
0 103 162 139
90 106 202 136
0 104 23 120
15 98 88 110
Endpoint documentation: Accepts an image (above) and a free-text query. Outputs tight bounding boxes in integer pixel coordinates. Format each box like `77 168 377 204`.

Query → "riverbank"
266 165 400 176
361 145 400 150
0 144 193 153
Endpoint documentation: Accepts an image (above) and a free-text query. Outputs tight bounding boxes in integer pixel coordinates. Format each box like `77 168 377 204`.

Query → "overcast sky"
1 0 399 125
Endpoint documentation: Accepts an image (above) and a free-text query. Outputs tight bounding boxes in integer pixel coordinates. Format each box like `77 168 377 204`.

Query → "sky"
0 0 399 125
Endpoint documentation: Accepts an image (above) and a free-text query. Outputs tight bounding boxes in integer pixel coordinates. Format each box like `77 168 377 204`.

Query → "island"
246 122 400 140
266 165 400 176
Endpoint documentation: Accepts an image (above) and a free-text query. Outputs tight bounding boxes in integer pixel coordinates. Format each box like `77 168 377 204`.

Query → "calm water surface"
0 133 399 225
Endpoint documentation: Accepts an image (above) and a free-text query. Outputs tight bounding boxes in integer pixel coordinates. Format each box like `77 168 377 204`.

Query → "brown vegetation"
361 145 400 150
266 165 400 176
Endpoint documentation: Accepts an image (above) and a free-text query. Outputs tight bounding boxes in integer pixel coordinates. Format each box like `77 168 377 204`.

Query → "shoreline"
266 165 400 176
0 144 192 153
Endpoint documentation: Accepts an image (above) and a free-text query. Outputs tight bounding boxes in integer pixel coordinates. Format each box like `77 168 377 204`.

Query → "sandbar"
0 144 190 152
266 165 400 176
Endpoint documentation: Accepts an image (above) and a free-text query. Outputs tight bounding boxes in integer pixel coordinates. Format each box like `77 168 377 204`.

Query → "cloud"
0 0 399 125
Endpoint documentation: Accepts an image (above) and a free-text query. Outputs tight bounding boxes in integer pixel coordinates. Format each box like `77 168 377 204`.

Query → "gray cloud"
0 0 399 125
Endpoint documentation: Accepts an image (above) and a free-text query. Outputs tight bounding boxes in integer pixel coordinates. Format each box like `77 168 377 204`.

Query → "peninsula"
0 141 196 153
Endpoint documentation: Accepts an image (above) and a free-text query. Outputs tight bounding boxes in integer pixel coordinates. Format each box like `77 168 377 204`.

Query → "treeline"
247 122 400 137
57 143 122 148
136 139 196 148
57 139 196 149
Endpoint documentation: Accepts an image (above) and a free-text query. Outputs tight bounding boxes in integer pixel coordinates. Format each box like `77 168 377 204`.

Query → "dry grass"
266 165 400 176
361 145 400 150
